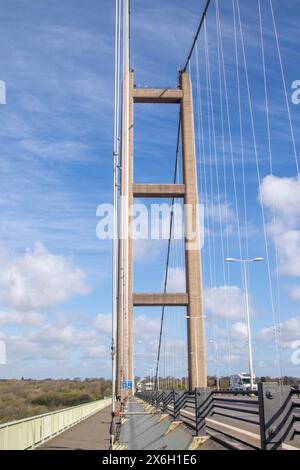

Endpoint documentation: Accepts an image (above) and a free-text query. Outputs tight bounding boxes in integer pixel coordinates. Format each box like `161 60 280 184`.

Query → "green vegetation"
0 378 112 425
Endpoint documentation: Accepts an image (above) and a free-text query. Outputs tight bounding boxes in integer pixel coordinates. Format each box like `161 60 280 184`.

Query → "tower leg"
128 71 134 396
181 72 207 390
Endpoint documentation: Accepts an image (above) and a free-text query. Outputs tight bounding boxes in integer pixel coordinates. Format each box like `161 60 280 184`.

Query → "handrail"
0 397 111 450
212 389 259 396
0 397 110 429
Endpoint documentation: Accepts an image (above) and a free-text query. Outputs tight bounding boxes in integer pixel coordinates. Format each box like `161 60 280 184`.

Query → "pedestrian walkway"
38 405 111 450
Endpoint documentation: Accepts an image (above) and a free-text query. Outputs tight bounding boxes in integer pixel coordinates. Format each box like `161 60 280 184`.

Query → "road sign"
127 380 133 389
121 380 127 390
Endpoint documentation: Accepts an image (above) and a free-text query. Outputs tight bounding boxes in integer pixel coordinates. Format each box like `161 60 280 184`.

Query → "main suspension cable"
181 0 213 73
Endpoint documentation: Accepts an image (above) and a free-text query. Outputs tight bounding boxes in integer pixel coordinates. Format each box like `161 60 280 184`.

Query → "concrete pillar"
127 71 134 395
116 71 134 396
181 72 207 390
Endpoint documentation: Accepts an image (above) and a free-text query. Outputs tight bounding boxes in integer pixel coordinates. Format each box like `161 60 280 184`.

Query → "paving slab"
38 405 111 450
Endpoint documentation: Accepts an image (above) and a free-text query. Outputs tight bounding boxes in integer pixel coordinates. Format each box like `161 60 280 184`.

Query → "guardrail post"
151 391 157 407
155 391 159 407
156 391 163 411
162 390 171 414
156 391 160 408
195 388 213 436
162 391 167 413
173 390 186 421
258 383 294 450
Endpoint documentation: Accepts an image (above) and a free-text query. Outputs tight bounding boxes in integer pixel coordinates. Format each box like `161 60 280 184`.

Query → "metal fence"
0 397 111 450
140 383 300 450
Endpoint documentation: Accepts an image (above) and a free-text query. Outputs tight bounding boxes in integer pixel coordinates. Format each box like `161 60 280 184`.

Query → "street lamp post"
226 257 263 391
147 367 154 389
209 339 220 391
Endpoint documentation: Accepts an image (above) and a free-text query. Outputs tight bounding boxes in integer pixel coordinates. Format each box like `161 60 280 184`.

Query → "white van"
230 373 257 392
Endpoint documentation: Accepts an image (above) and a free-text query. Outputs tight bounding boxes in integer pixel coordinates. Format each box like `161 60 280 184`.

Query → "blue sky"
0 0 299 381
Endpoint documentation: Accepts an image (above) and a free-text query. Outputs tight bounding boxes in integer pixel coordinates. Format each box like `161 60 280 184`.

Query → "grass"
0 378 112 425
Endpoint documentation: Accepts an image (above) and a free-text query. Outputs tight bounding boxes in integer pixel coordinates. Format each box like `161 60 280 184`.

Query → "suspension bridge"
108 0 300 451
1 0 299 452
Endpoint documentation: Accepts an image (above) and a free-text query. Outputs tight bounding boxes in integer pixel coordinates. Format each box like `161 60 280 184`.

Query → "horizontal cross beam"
133 184 185 198
133 88 182 104
133 293 189 307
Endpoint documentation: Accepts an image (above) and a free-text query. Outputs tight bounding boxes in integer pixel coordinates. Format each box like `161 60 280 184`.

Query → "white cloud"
205 285 247 320
203 200 236 238
260 175 300 225
0 310 42 326
276 230 300 276
29 323 97 346
206 322 249 371
95 313 111 335
7 336 39 362
19 139 91 163
0 243 89 311
85 345 106 359
290 285 300 300
166 267 186 293
258 315 300 348
231 322 248 339
260 175 300 289
134 315 161 343
205 202 235 225
134 239 166 262
2 317 111 367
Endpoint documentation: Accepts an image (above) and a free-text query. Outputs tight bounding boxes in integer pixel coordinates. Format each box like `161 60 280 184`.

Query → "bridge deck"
38 405 111 450
119 398 225 450
119 398 194 450
282 436 300 450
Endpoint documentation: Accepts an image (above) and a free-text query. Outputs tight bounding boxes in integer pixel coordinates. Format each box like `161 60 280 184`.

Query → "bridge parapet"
258 382 298 450
139 385 300 450
0 398 111 450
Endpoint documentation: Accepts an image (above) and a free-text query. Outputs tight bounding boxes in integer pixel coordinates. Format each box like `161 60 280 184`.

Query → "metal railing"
140 384 300 450
0 397 111 450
